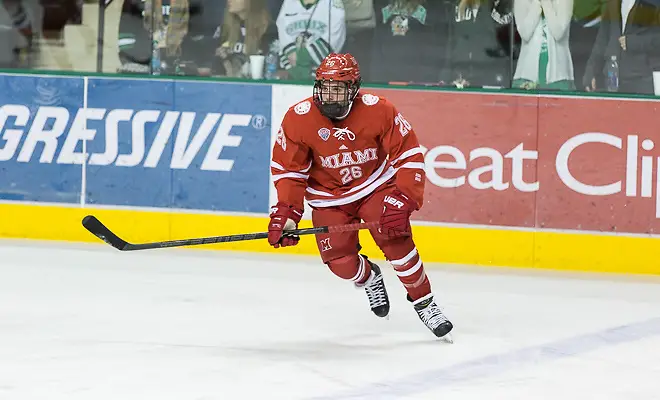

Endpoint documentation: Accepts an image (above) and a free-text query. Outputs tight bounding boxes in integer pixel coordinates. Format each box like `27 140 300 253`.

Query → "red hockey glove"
268 202 304 248
379 190 417 238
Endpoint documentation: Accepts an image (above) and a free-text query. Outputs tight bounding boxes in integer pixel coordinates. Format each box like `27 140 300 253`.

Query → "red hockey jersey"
271 93 426 211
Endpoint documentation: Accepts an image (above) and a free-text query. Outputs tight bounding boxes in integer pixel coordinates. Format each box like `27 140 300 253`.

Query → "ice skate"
409 293 453 342
356 258 390 318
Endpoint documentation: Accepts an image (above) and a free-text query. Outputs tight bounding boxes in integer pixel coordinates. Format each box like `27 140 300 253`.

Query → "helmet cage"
313 78 361 120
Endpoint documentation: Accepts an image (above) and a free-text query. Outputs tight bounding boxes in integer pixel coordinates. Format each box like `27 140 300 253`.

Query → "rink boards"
2 201 659 275
1 72 660 275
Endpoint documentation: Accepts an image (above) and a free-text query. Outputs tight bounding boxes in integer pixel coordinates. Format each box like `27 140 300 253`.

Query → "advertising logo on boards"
0 75 272 213
369 88 660 234
0 104 267 171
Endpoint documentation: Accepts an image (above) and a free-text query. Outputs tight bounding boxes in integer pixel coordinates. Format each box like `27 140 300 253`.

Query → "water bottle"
264 40 279 80
151 40 161 75
606 55 619 92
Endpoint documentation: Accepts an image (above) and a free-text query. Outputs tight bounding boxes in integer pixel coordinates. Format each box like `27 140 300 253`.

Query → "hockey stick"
81 215 379 252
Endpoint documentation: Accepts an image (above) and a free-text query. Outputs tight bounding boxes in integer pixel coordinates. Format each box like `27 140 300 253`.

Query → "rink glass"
0 0 658 97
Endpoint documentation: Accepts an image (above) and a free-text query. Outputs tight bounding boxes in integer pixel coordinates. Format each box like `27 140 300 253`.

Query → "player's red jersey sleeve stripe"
390 146 425 170
271 160 312 182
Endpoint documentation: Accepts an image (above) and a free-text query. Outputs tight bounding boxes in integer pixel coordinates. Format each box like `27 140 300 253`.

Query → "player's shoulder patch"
294 100 312 115
332 0 344 9
361 94 380 106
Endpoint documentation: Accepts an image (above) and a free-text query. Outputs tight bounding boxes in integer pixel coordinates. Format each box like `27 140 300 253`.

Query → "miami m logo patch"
319 238 332 252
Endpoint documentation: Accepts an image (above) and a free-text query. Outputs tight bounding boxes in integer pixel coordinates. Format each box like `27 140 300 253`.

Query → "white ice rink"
1 239 660 400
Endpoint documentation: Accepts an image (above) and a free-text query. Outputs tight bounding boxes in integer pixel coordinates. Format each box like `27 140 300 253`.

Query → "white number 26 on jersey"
394 113 412 137
340 166 363 184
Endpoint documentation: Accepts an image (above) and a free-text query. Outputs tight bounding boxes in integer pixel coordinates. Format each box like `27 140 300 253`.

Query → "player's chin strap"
333 101 354 121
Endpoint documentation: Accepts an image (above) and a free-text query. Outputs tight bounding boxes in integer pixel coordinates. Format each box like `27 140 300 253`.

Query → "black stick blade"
82 215 129 251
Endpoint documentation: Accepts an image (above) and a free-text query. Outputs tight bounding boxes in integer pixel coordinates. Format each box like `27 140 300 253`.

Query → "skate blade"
440 333 454 344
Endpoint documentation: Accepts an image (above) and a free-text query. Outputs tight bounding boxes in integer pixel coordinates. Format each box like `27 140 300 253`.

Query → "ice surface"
1 239 660 400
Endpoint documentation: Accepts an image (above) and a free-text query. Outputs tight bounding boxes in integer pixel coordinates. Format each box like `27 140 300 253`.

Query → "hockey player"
268 53 453 339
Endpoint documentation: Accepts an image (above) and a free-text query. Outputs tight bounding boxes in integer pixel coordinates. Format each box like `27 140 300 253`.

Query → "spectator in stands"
186 0 226 76
570 0 607 91
215 0 277 77
144 0 189 63
582 0 660 94
268 0 284 17
40 0 81 36
447 0 514 88
276 0 346 80
512 0 575 90
368 0 451 84
118 0 222 75
0 0 40 68
345 0 376 32
341 0 376 80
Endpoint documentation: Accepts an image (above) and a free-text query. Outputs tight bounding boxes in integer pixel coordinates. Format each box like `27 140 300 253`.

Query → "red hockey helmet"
313 53 362 120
